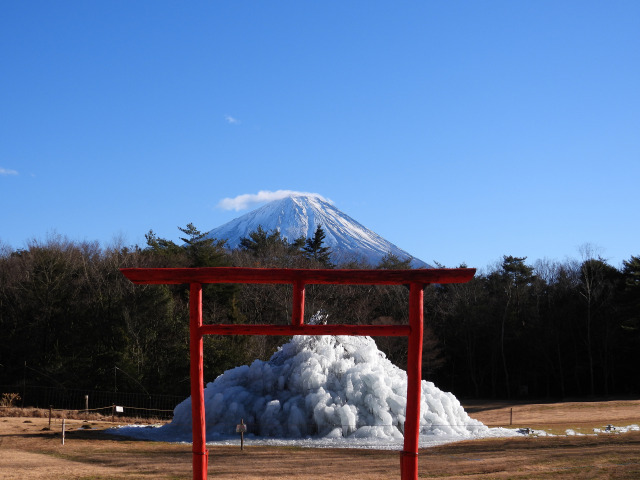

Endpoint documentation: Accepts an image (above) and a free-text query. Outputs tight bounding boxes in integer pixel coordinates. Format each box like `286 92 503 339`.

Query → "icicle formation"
165 335 488 440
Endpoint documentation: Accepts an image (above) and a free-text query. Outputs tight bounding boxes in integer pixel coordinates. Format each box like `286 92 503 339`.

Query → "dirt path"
1 399 639 479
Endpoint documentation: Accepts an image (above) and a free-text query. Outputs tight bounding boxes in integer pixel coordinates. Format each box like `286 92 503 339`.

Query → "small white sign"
115 406 124 413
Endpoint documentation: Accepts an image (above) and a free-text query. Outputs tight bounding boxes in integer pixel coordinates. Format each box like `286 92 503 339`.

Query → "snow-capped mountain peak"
205 194 430 268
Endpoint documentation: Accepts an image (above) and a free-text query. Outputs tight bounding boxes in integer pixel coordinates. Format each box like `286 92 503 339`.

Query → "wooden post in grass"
62 419 66 445
237 419 247 450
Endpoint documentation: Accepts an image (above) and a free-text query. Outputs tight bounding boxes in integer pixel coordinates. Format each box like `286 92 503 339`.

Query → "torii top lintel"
120 266 476 286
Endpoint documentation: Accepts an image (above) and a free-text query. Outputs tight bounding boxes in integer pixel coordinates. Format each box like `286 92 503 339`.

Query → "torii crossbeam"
121 267 475 480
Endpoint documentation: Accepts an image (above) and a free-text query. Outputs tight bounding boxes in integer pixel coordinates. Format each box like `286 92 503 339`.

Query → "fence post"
84 395 89 415
240 418 245 450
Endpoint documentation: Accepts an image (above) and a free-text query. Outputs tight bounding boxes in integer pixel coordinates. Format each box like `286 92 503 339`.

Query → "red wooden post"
291 280 305 326
401 282 424 480
190 283 208 480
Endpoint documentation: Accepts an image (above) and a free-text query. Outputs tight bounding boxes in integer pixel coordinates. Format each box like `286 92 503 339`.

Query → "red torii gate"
121 267 475 480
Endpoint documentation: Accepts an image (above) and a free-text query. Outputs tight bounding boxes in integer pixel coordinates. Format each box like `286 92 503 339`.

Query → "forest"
1 224 638 403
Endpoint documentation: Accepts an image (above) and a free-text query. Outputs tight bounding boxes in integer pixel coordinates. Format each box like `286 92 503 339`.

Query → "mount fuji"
205 194 430 268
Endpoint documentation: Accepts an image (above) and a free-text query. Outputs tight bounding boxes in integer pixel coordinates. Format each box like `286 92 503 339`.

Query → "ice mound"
130 335 488 443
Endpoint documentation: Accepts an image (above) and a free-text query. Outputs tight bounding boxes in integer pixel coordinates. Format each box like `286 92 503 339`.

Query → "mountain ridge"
205 194 430 268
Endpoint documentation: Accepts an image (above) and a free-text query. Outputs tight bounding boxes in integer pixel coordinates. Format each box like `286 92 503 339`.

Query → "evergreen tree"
621 256 640 326
489 256 536 398
290 235 307 252
144 230 183 261
618 255 640 392
239 226 287 257
377 252 412 269
302 225 333 267
178 223 228 268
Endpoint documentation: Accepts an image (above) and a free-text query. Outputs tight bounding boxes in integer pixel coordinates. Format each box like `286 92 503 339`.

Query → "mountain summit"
205 194 430 268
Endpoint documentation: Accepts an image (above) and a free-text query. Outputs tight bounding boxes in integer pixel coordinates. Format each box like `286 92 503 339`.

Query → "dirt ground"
1 399 639 479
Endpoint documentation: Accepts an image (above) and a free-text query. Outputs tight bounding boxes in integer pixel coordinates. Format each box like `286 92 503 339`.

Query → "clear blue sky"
1 1 638 269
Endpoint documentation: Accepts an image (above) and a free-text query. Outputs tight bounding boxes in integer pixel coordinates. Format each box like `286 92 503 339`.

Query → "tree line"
0 226 638 401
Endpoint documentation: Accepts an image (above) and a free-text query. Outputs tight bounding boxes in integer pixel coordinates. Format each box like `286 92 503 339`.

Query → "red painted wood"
401 283 424 480
189 284 208 480
199 324 411 337
121 267 475 286
120 267 476 480
291 280 305 326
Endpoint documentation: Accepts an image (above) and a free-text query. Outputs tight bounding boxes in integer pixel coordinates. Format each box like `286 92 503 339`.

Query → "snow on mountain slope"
205 194 430 268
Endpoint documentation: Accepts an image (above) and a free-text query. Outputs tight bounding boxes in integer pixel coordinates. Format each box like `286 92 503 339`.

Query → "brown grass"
1 399 639 479
0 406 168 425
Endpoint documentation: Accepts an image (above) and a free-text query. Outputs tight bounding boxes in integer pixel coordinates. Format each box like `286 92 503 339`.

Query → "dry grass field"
1 399 639 479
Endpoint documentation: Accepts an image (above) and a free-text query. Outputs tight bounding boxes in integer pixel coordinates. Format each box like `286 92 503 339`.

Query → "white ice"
110 334 520 448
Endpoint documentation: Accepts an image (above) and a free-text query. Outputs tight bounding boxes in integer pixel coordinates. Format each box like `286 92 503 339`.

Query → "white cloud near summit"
0 167 18 176
218 190 330 211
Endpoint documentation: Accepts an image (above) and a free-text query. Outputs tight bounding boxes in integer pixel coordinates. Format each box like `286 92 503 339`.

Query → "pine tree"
302 225 333 267
178 223 228 267
618 255 640 392
239 226 286 257
144 229 182 258
377 252 412 269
